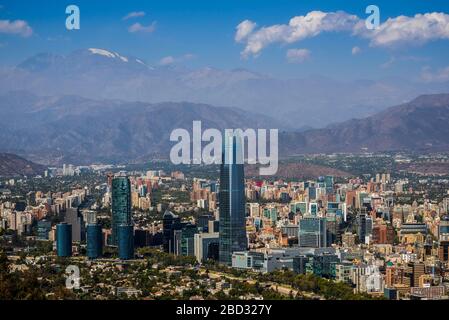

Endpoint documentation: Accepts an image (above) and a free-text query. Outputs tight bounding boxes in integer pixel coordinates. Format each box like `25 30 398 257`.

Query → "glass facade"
112 176 132 245
118 224 134 260
86 224 103 259
56 223 72 257
219 132 247 265
181 224 198 256
37 219 51 240
298 217 327 248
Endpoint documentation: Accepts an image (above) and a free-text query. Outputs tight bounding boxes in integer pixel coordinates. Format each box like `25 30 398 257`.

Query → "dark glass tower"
111 176 132 245
56 223 72 257
219 132 247 265
118 224 134 260
86 224 103 259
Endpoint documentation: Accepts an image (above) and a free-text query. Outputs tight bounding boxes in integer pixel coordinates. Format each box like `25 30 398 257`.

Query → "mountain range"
0 153 46 177
1 90 449 165
0 91 281 165
1 48 449 128
281 93 449 154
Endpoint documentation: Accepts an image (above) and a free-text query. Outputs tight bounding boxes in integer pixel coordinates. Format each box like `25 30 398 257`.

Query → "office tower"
65 207 84 242
86 224 103 259
357 211 373 244
219 132 247 265
405 262 425 287
298 217 327 248
112 176 132 245
308 187 317 201
194 232 220 262
324 175 334 192
439 214 449 238
197 214 214 232
162 210 182 253
56 223 72 257
439 236 449 262
181 224 198 256
118 224 134 260
37 219 52 240
309 202 318 216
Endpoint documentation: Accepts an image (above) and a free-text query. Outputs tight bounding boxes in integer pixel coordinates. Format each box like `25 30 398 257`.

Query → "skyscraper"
111 176 132 245
56 223 72 257
298 217 327 248
219 132 247 265
118 224 134 260
86 224 103 259
65 207 84 242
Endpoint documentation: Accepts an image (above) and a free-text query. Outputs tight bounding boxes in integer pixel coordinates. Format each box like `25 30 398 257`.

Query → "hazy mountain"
1 48 448 127
1 91 449 165
280 94 449 154
0 91 282 165
0 153 46 177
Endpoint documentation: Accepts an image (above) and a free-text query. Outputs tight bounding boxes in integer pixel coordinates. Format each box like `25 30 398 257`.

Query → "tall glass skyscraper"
56 223 72 257
111 176 132 245
219 132 247 265
118 224 134 260
86 224 103 259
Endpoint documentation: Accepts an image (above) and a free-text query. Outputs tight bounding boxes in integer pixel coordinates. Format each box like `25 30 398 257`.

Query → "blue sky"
1 0 449 80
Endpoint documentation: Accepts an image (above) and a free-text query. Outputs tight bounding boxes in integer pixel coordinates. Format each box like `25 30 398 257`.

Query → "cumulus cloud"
362 13 449 47
0 19 33 37
128 22 156 33
286 49 311 63
238 11 359 58
235 20 257 42
236 11 449 57
122 11 146 21
351 46 361 55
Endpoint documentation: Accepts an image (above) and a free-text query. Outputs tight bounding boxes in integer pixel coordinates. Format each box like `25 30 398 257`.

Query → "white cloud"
122 11 146 21
238 11 359 58
235 20 257 42
286 49 311 63
159 56 175 65
236 11 449 57
361 13 449 47
0 19 33 37
351 46 361 55
421 66 449 82
159 54 195 66
128 22 156 33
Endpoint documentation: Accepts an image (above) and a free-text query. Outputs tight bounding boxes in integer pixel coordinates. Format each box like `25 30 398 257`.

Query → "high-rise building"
86 224 103 259
56 223 72 257
219 132 247 265
162 210 182 253
181 224 198 256
37 219 52 240
439 214 449 238
439 239 449 262
65 208 84 242
357 211 373 244
298 217 327 248
112 176 132 245
118 224 134 260
194 232 220 262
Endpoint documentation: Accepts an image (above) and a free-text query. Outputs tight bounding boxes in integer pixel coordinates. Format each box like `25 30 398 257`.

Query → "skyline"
0 1 448 81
